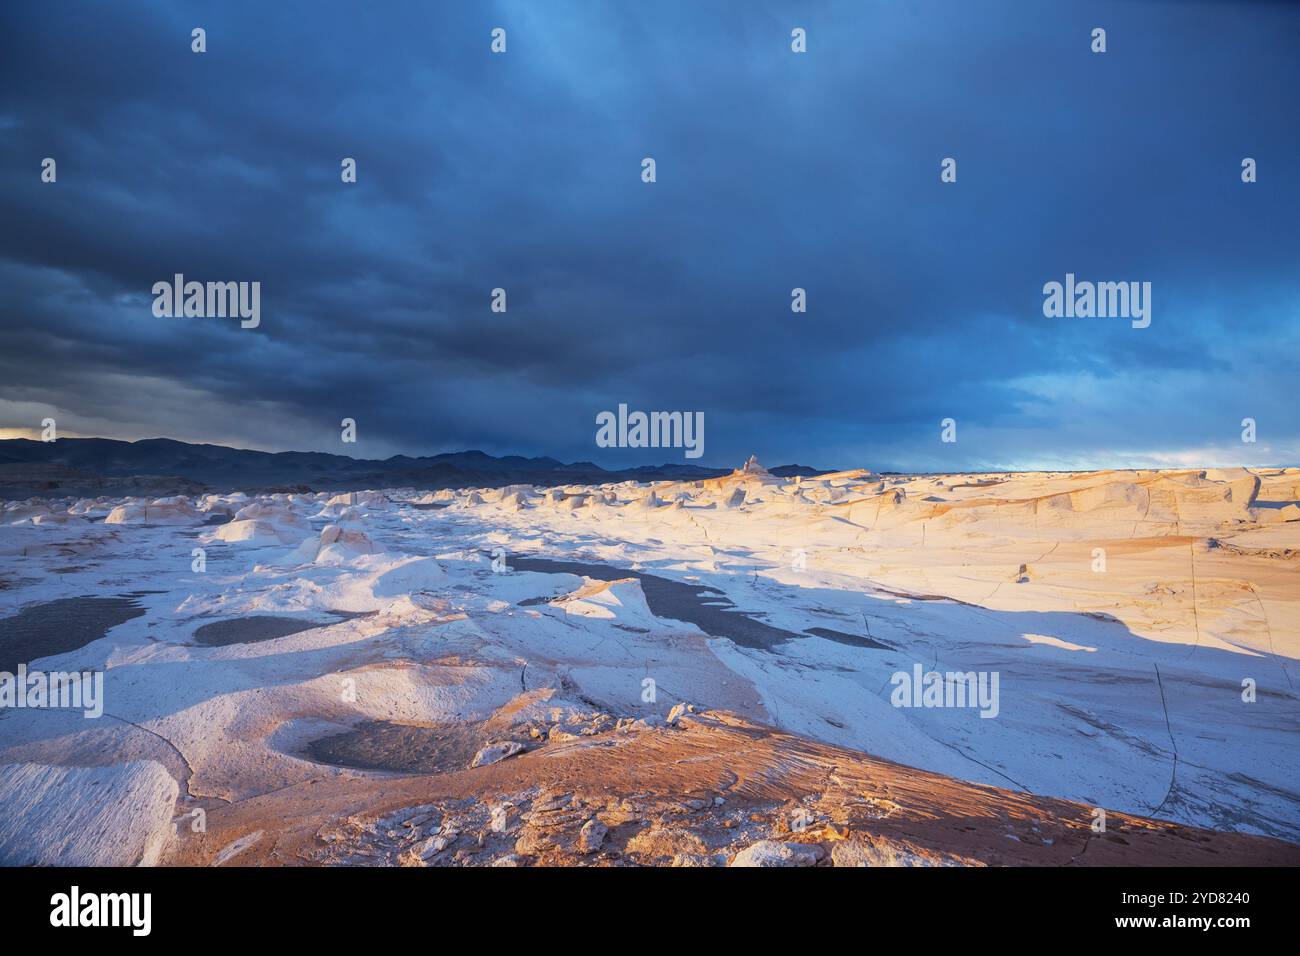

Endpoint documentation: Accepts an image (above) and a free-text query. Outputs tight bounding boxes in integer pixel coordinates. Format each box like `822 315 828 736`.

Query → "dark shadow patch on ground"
0 595 150 671
509 555 804 651
191 609 379 646
804 626 894 650
304 720 485 774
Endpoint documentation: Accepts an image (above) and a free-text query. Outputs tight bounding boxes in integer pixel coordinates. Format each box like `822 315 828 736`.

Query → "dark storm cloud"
1 0 1297 469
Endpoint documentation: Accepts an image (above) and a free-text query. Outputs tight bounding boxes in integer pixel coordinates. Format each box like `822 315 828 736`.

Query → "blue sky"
1 0 1297 470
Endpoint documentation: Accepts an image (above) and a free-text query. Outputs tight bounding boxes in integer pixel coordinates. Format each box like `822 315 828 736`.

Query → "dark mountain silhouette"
0 437 827 497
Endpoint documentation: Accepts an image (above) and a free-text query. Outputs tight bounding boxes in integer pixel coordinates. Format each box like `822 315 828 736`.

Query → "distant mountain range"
0 437 827 498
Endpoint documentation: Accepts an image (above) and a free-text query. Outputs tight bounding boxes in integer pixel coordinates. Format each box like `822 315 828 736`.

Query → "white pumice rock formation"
1 465 1298 867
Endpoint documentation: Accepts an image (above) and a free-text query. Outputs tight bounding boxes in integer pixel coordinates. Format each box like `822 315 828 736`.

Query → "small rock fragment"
533 793 573 813
578 818 608 853
730 840 823 867
470 741 525 768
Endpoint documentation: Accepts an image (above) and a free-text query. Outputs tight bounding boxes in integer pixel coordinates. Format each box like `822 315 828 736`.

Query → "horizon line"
2 432 1296 476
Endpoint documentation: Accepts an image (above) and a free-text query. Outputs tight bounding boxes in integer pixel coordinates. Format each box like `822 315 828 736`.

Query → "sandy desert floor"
0 460 1297 866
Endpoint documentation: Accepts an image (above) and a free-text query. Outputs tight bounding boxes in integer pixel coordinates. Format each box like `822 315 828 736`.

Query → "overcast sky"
1 0 1297 470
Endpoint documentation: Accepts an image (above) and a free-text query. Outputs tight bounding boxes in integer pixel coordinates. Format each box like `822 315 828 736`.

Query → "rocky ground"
2 459 1298 866
166 699 1298 867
